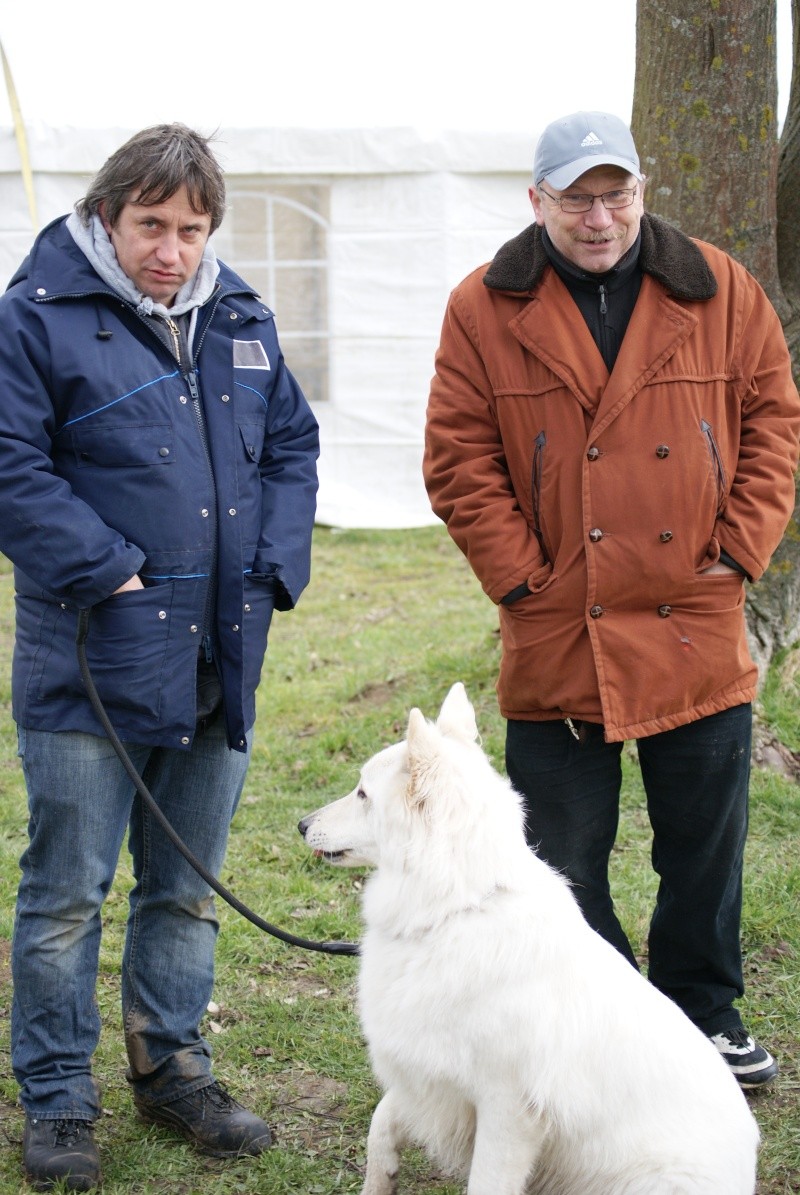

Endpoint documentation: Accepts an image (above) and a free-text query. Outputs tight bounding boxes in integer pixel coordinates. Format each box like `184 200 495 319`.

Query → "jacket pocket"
531 429 549 562
700 418 726 514
240 576 277 697
33 585 185 721
71 422 175 468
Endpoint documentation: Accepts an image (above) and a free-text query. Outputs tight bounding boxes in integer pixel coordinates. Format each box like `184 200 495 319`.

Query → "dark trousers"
505 704 752 1035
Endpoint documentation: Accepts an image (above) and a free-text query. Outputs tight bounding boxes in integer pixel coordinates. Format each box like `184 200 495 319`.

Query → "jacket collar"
483 212 717 301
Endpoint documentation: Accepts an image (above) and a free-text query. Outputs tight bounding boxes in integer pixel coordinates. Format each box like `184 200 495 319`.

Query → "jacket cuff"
718 548 750 580
500 582 532 605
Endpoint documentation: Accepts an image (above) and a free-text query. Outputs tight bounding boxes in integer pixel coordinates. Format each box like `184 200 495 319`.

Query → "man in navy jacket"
0 124 319 1190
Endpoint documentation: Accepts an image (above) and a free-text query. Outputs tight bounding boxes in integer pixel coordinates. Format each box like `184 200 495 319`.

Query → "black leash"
75 607 359 957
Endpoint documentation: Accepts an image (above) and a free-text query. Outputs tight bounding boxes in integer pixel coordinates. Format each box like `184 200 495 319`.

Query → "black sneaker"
23 1116 101 1191
134 1080 272 1158
708 1027 779 1088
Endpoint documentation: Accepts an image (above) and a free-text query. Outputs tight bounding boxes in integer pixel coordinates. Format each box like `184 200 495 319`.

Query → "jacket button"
200 508 209 517
590 605 604 619
658 604 672 617
656 444 670 458
660 530 673 542
587 446 600 461
189 624 198 633
244 603 251 613
232 624 240 632
228 508 237 516
158 610 167 620
181 736 190 745
589 528 604 542
179 395 188 404
158 447 170 457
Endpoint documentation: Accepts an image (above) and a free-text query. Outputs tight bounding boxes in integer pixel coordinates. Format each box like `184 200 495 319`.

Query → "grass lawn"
0 525 796 1193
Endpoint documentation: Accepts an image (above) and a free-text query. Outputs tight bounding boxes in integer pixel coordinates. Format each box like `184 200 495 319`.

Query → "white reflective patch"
233 340 271 370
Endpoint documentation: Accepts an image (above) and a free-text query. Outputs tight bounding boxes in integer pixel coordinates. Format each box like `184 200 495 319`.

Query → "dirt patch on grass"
348 677 402 706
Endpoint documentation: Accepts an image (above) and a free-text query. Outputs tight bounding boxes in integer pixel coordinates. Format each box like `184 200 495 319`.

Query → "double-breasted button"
589 528 604 542
587 446 600 461
655 444 670 459
590 605 604 619
658 604 672 618
659 530 673 542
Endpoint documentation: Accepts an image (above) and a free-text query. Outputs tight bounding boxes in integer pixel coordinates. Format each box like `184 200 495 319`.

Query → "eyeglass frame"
537 184 640 214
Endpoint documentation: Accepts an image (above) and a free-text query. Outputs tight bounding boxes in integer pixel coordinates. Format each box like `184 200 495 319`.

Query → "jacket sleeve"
423 283 547 604
0 306 146 605
252 349 319 610
714 267 800 583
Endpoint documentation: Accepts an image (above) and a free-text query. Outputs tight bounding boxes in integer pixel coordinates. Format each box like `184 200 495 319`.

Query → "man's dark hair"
76 123 227 233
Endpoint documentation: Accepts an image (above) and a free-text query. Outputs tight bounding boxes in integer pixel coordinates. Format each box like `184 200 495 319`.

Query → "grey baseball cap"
533 111 642 189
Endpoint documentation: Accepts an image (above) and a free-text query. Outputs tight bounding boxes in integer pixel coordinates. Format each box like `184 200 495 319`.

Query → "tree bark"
633 0 800 679
778 0 800 373
632 0 787 316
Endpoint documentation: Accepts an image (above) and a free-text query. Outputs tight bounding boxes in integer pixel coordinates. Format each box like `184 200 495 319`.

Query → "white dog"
299 684 759 1195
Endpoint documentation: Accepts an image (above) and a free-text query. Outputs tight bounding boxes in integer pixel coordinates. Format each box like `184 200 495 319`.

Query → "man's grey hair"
76 123 227 233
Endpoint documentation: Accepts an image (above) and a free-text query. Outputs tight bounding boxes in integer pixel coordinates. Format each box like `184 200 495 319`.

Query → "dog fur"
299 683 759 1195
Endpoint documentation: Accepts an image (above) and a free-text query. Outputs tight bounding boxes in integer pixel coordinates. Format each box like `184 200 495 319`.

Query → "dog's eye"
357 787 368 801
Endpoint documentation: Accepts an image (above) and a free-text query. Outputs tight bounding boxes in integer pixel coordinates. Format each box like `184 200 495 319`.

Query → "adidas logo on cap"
581 132 603 147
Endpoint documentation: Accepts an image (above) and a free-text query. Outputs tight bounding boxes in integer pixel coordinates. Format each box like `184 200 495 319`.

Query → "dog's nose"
298 815 315 839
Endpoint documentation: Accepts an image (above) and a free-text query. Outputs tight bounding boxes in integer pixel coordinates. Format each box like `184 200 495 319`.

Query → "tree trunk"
632 0 787 316
778 0 800 373
633 0 800 679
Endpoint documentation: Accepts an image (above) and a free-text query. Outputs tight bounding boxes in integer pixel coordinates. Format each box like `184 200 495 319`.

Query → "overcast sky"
0 0 793 138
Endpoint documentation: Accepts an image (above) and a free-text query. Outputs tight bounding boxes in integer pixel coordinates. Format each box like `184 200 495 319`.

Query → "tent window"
217 182 330 403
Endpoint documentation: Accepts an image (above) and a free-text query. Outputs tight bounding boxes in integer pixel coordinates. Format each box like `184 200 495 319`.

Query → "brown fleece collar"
483 212 718 301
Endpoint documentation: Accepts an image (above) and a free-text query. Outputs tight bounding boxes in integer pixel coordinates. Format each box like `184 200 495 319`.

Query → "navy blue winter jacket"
0 217 319 751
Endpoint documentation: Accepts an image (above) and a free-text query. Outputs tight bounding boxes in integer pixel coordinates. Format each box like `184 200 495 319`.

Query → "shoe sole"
24 1168 101 1193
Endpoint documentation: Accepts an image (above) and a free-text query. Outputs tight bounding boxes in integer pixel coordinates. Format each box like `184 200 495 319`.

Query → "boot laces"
53 1119 90 1147
203 1082 237 1113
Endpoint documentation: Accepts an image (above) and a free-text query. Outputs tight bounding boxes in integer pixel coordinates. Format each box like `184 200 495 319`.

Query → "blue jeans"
506 705 751 1035
12 721 252 1120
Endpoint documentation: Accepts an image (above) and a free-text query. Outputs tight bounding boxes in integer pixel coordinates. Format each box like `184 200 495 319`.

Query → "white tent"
0 124 535 528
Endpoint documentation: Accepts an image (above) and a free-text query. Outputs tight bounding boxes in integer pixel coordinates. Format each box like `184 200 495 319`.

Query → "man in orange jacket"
424 111 800 1088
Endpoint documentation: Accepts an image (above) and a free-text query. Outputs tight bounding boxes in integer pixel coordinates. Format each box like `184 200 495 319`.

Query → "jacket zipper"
531 430 548 562
165 316 183 365
700 418 726 513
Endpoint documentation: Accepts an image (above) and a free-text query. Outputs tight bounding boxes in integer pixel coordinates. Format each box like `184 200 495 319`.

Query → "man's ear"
97 202 113 236
529 185 545 227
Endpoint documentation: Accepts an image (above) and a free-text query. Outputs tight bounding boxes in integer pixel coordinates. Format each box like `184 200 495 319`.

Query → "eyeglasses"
538 186 638 214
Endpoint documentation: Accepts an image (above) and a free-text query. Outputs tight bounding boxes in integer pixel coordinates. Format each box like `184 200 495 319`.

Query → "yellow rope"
0 38 38 231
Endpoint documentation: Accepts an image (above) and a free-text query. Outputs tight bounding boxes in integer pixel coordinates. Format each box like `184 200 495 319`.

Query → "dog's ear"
405 707 440 808
436 682 478 743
